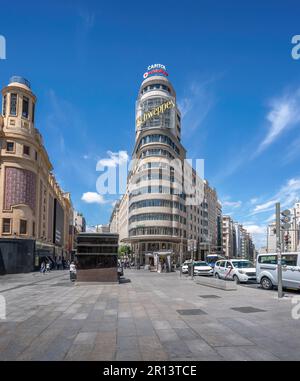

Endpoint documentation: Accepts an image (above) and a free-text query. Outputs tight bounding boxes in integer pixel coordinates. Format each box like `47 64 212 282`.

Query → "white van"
256 252 300 290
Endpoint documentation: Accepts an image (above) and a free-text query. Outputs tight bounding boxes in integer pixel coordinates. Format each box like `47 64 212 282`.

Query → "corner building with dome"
110 66 223 268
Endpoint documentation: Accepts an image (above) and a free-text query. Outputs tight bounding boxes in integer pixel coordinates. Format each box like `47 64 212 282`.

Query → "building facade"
203 180 223 256
110 67 221 265
222 215 234 258
0 76 73 273
74 211 86 234
222 216 255 260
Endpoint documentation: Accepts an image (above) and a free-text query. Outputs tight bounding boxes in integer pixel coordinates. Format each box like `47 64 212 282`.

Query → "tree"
118 245 131 258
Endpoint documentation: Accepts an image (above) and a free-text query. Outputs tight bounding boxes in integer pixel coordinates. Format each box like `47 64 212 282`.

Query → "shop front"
144 251 175 272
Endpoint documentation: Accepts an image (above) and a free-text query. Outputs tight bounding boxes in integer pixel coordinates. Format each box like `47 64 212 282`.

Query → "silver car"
256 252 300 290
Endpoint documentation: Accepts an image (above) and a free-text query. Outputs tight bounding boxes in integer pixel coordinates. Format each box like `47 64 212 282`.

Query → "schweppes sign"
136 99 175 128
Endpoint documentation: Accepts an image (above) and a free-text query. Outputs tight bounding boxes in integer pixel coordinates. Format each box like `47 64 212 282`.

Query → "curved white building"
129 73 188 263
110 66 223 267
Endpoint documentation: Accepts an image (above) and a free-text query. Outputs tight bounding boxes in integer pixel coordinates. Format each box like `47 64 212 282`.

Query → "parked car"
193 261 213 276
256 252 300 290
214 259 256 283
181 260 192 274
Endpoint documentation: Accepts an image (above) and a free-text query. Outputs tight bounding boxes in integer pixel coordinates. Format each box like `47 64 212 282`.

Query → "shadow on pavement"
119 278 131 284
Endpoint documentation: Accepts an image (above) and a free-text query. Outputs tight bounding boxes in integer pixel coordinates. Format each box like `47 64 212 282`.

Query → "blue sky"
1 0 300 247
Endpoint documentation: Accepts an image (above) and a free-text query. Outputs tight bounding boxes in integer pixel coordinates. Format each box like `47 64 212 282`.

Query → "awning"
36 249 54 257
153 251 173 256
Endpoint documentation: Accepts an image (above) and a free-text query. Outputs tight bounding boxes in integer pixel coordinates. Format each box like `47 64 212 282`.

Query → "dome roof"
8 76 31 91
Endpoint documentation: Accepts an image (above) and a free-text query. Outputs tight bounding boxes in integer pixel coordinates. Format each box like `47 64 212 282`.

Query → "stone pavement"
0 269 299 361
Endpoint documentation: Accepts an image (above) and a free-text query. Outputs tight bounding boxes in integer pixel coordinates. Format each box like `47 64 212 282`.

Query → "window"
22 97 29 118
6 141 14 152
20 220 27 235
32 221 35 237
32 103 35 123
258 255 277 265
2 95 7 116
10 93 17 116
23 145 30 156
2 218 11 234
35 150 38 161
282 255 298 266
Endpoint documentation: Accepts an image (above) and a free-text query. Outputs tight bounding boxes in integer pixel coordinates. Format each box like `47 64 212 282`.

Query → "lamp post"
275 203 284 298
179 228 184 278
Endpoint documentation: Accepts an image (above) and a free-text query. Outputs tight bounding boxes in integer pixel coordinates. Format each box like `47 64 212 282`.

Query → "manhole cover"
231 307 266 313
177 309 207 316
199 295 220 299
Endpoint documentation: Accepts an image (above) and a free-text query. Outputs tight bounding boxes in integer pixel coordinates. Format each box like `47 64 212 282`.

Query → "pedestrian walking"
69 261 77 282
46 262 51 273
40 261 46 274
163 261 167 273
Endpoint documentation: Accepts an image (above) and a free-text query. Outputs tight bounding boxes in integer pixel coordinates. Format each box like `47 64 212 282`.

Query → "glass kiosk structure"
76 233 119 282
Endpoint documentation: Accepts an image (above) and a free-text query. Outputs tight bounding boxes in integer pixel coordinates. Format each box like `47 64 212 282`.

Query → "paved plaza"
0 269 300 361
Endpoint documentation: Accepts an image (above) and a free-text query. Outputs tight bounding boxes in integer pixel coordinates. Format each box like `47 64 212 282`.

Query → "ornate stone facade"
0 76 74 273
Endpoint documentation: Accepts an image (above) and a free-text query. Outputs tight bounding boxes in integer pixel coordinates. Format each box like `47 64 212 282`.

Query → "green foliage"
118 245 131 256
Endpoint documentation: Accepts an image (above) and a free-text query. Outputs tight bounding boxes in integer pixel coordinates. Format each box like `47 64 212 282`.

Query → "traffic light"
281 209 292 231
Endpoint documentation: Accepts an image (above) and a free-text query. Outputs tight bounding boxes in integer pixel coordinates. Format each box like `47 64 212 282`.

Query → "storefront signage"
136 99 175 128
143 64 168 79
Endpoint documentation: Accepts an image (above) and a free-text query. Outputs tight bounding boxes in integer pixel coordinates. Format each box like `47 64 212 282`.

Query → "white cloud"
97 151 129 168
178 78 216 136
250 198 258 205
222 200 242 208
256 89 300 154
243 225 266 235
243 225 267 249
81 192 106 204
264 214 276 223
215 87 300 183
283 136 300 164
86 225 97 233
253 200 278 214
251 177 300 215
78 8 95 29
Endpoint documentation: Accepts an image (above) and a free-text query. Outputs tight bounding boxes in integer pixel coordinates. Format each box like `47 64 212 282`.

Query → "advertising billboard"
53 199 64 246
